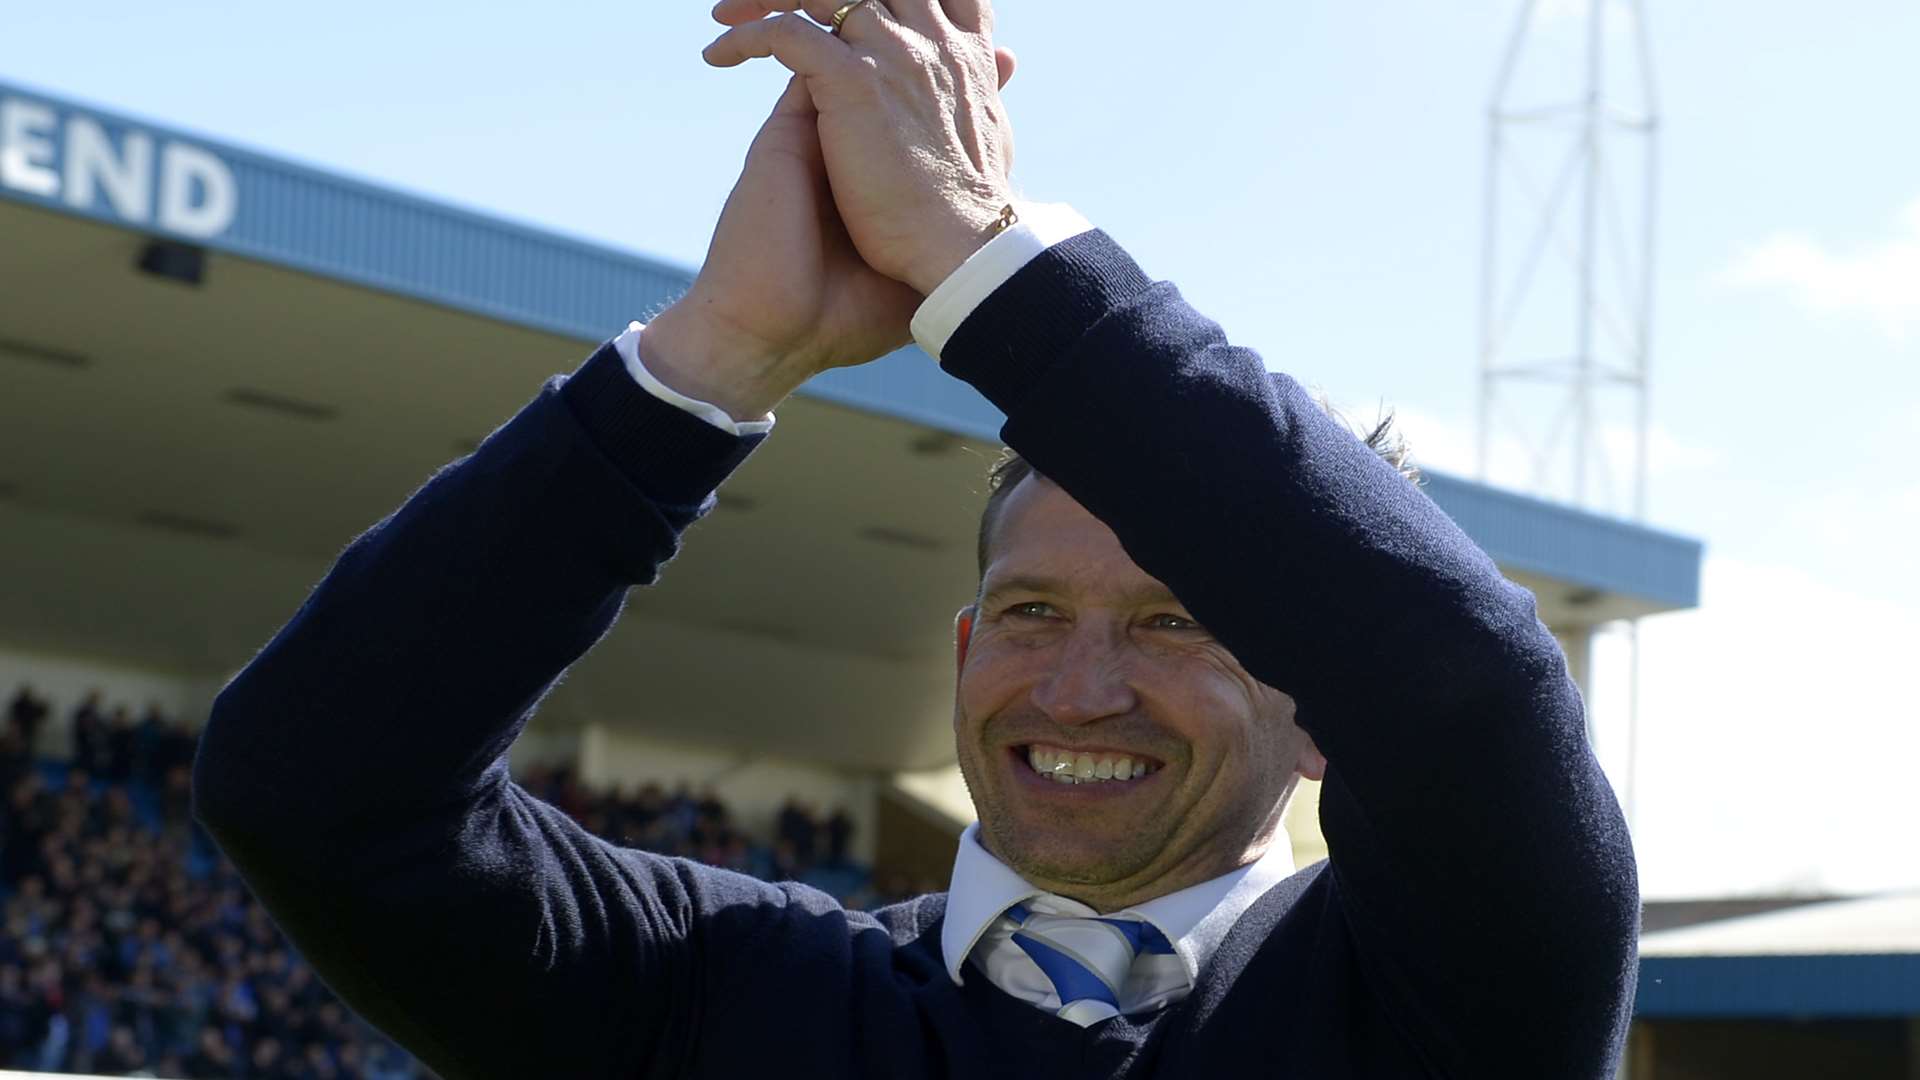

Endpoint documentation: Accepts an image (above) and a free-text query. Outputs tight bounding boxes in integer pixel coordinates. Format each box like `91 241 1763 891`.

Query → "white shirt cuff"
910 203 1095 361
613 322 775 437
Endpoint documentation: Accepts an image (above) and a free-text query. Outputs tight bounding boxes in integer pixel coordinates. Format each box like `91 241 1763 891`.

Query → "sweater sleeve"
939 231 1639 1077
190 342 785 1080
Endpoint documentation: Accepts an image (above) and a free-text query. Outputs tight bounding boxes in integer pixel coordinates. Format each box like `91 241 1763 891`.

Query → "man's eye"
1004 602 1054 618
1147 613 1203 631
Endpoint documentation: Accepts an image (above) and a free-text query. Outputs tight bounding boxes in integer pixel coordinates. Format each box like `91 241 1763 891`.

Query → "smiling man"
936 457 1345 1028
192 0 1639 1075
959 463 1329 905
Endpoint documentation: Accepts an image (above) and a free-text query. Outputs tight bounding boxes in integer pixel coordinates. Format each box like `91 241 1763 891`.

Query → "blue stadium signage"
0 87 237 239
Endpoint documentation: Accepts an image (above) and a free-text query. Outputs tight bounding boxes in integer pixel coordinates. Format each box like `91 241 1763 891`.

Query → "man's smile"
1007 744 1166 792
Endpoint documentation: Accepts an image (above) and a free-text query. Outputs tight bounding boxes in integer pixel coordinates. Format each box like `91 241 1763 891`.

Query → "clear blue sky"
10 0 1918 898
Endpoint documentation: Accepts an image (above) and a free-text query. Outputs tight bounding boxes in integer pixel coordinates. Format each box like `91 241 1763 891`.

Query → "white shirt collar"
939 822 1296 987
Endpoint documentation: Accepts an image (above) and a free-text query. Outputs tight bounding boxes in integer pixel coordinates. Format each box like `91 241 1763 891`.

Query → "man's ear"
954 606 976 673
1296 732 1327 783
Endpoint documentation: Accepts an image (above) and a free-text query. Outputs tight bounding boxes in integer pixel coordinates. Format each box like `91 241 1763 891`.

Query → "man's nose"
1030 624 1139 726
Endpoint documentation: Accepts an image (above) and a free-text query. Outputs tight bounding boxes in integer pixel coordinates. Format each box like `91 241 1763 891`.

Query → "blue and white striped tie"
975 900 1186 1026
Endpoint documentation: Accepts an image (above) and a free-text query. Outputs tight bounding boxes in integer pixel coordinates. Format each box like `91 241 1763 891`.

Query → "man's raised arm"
937 233 1639 1074
699 0 1638 1073
191 334 767 1076
185 60 1020 1076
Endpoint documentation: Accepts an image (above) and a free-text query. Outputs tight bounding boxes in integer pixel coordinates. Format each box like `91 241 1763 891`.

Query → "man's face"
954 475 1322 909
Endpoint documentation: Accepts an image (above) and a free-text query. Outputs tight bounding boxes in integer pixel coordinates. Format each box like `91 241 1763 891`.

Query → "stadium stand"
0 682 897 1078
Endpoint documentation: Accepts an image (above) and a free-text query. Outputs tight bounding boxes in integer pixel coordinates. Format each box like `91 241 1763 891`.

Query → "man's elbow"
1557 818 1642 1000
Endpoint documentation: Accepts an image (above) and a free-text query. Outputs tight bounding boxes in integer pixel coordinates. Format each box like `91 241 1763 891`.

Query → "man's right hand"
643 38 1016 425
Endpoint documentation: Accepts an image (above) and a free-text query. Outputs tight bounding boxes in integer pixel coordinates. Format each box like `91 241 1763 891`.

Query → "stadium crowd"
0 683 898 1078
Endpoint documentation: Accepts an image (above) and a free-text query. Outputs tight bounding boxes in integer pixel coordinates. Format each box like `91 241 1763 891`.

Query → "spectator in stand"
767 838 798 883
104 705 136 785
249 1033 286 1075
694 784 725 829
664 782 698 846
0 963 37 1053
0 734 29 824
825 806 854 868
68 690 107 778
2 777 54 887
133 702 170 788
627 781 663 839
95 1020 146 1074
775 796 818 871
185 1023 237 1076
6 684 50 759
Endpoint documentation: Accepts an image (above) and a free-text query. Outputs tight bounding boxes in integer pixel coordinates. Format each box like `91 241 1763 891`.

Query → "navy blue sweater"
193 231 1638 1079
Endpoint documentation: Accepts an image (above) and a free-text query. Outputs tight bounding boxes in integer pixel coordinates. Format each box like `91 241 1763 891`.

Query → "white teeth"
1025 746 1158 784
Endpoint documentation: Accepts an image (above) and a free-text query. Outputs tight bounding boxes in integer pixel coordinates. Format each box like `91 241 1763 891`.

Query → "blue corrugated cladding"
1637 955 1920 1019
1 78 1700 609
1422 473 1703 610
221 156 691 342
0 77 689 342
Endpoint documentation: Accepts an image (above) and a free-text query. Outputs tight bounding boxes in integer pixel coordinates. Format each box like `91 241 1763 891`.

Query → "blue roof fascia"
1636 954 1920 1019
0 77 694 344
1421 472 1704 611
1 78 1701 610
805 351 1005 440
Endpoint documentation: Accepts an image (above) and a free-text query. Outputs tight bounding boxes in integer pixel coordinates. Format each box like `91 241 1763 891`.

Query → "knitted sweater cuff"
558 340 766 508
936 230 1153 420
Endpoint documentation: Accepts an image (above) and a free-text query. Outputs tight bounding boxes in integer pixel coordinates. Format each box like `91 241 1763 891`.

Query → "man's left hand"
705 0 1018 296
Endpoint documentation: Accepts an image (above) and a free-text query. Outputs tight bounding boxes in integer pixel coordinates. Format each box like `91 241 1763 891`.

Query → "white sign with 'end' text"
0 93 238 240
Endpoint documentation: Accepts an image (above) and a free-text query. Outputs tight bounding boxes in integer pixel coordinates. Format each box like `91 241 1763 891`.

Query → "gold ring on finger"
829 0 871 35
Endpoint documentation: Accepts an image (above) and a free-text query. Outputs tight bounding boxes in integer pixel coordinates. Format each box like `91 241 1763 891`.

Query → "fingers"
770 73 818 122
714 0 945 38
711 0 841 28
830 0 901 40
938 0 990 34
875 0 949 35
703 12 854 74
742 77 826 176
994 45 1015 89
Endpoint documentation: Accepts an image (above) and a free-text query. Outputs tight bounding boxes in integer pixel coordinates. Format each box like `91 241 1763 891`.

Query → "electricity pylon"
1477 0 1659 518
1476 0 1660 829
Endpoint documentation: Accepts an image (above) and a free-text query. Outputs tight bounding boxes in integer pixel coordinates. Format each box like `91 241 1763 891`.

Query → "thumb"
745 75 825 170
772 73 817 120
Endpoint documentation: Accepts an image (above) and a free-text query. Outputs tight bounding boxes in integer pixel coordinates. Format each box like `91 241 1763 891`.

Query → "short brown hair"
975 407 1420 580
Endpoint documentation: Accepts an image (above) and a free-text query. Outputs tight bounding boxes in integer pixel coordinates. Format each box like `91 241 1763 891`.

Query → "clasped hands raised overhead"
638 0 1020 421
704 0 1018 295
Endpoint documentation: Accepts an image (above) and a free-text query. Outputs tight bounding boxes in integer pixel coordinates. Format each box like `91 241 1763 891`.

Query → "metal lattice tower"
1477 0 1659 519
1477 0 1660 828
